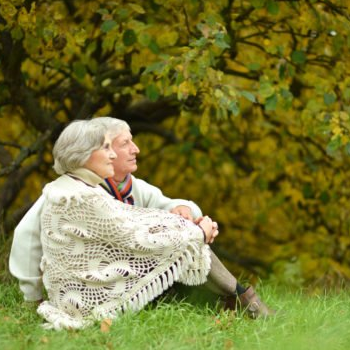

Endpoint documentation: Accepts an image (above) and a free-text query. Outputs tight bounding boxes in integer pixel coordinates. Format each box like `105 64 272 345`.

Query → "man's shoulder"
131 175 162 195
131 175 152 187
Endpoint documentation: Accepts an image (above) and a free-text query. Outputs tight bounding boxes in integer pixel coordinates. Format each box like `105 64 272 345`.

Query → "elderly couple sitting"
10 117 274 330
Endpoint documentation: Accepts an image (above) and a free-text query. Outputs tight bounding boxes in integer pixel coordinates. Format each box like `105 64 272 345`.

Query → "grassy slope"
1 282 350 350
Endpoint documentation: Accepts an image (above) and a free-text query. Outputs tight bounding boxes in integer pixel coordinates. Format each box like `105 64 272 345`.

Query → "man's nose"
131 142 140 154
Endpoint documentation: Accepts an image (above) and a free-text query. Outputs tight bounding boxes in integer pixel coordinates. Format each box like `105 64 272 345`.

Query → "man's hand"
195 216 219 244
170 205 194 221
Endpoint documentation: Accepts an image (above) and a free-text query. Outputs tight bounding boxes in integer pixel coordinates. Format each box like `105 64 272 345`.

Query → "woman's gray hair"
53 117 131 175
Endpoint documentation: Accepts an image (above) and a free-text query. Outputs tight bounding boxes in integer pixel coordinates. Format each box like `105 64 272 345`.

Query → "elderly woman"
36 119 217 330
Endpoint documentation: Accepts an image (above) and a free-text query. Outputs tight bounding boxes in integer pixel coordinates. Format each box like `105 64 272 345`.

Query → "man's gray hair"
90 116 130 139
53 117 131 175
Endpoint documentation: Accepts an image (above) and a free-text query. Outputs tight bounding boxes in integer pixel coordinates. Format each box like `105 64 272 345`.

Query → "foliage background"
1 0 350 288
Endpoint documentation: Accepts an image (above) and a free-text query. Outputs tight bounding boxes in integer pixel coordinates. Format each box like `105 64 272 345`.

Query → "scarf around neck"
104 174 134 205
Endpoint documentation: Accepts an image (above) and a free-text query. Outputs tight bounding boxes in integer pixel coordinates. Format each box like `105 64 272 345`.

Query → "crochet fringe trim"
38 245 211 330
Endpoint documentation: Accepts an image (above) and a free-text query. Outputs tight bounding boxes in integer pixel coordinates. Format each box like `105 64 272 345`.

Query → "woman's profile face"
83 134 117 178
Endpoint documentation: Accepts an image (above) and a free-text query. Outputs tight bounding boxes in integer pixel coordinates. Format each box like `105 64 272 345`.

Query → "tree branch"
0 129 52 177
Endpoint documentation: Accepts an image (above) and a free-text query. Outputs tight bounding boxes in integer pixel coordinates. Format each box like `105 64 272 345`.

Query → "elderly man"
9 117 273 319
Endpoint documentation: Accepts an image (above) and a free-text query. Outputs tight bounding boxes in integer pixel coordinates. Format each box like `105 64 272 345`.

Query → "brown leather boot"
238 286 275 319
223 294 238 312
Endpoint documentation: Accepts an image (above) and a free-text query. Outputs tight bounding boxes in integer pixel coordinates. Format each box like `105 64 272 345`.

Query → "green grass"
1 282 350 350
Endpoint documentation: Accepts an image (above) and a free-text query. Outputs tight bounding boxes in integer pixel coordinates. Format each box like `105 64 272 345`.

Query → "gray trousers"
204 249 237 296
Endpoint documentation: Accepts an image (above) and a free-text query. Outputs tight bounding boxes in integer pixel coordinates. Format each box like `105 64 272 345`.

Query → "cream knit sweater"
37 169 211 329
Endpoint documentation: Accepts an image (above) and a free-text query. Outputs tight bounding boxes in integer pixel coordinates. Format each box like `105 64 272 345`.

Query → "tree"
1 0 350 287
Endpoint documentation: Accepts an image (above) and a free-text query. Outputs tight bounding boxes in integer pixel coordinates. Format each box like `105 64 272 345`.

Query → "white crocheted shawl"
37 169 211 330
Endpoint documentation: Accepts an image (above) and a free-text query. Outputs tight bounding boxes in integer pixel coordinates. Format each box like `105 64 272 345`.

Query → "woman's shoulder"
43 174 99 204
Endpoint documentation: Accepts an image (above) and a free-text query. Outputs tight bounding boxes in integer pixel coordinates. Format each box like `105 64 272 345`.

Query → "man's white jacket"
9 175 202 301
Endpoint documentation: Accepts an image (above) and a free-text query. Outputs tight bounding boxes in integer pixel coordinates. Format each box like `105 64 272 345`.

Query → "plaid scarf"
104 174 134 205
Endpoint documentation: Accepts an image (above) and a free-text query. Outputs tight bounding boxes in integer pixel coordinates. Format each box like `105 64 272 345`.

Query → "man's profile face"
111 130 140 181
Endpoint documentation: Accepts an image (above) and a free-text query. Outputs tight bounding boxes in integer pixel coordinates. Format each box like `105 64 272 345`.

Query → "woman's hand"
170 205 193 221
196 216 219 244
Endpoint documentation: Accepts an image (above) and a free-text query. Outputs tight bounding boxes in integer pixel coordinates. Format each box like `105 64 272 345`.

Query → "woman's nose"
110 150 117 158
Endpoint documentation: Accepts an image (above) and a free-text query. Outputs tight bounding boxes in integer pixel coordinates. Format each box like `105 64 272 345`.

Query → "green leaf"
175 72 185 85
143 61 165 74
256 211 268 224
259 82 275 98
215 39 230 50
255 177 269 191
145 84 160 101
117 8 129 20
324 93 336 106
180 141 194 153
241 90 256 103
343 87 350 101
267 0 279 15
326 136 342 155
228 101 240 116
51 58 62 70
206 14 218 26
280 89 293 109
200 109 210 134
216 106 228 120
101 20 117 33
291 50 306 64
265 93 278 111
11 26 23 41
323 113 332 123
319 191 330 204
148 39 160 54
123 29 137 46
73 62 87 80
281 89 293 99
251 0 266 9
189 125 200 137
128 3 145 14
247 62 260 71
138 33 151 47
96 8 109 15
214 34 230 49
287 64 296 77
192 37 208 48
279 63 286 79
315 124 331 136
345 142 350 156
344 142 350 156
302 183 314 199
